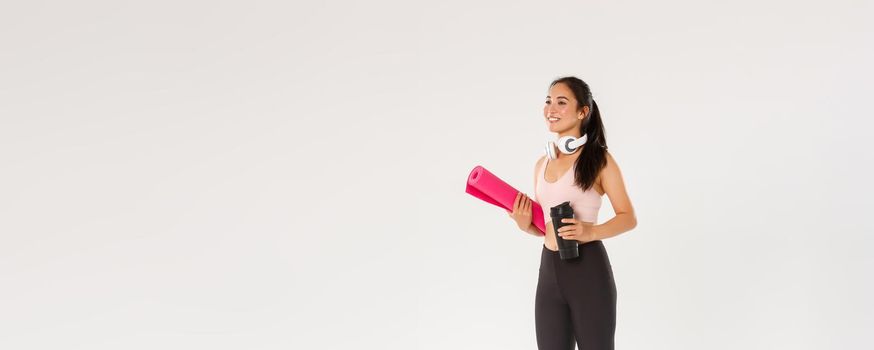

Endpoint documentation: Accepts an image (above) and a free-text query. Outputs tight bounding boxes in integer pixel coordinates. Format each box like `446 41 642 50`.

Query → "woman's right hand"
507 192 533 230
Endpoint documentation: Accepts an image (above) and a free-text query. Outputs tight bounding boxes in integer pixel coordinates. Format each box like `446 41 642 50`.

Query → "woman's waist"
542 239 606 254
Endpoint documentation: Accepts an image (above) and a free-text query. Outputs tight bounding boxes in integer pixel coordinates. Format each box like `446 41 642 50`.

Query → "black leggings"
535 241 617 350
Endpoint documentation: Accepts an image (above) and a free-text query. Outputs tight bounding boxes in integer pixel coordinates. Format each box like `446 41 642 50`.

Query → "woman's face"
543 83 586 133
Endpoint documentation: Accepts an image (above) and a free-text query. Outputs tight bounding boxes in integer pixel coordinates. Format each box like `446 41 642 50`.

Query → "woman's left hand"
557 218 597 243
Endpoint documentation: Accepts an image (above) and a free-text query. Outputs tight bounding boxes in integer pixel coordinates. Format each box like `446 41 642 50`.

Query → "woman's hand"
507 192 533 231
556 218 597 243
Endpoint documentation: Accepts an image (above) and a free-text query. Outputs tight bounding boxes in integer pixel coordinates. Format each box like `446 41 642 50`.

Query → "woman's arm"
523 222 545 237
592 152 637 240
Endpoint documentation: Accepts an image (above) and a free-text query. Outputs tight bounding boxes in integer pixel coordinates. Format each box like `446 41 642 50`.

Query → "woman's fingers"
513 192 536 217
556 222 576 232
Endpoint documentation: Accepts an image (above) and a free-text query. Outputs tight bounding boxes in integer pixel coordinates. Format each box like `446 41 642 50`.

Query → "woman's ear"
578 105 590 119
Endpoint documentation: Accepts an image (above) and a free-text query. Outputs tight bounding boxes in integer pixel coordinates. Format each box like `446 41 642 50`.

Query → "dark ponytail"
550 76 608 192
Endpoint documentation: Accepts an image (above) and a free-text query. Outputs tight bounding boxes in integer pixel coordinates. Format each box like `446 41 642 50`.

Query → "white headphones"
544 134 587 160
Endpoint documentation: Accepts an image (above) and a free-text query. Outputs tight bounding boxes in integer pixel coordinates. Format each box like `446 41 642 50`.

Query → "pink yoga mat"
465 165 546 235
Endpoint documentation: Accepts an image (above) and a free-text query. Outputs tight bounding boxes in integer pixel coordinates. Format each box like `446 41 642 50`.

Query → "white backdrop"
1 1 872 349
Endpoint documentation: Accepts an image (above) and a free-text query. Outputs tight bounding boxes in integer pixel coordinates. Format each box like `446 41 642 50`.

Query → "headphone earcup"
557 135 576 155
557 134 588 155
545 141 557 160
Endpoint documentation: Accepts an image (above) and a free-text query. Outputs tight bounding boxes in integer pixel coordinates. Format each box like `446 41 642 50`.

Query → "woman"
508 76 637 350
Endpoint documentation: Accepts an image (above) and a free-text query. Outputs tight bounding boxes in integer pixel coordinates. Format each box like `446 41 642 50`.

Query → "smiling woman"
507 76 637 350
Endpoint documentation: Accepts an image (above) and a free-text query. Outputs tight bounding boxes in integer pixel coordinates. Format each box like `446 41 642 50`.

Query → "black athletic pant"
535 240 617 350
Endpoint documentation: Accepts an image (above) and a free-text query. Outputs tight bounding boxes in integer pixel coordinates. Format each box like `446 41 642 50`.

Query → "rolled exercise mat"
465 165 546 235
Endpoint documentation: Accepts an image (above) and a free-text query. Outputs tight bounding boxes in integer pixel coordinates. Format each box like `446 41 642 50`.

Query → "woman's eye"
545 101 551 104
559 102 565 105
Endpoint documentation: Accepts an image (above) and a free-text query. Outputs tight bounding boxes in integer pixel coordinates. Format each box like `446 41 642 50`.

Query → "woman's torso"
535 155 604 251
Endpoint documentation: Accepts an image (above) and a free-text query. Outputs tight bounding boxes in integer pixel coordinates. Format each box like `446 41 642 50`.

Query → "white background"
1 0 872 349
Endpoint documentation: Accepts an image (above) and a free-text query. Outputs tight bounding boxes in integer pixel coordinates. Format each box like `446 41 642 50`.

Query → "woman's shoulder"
533 155 547 187
596 150 621 184
603 150 619 170
593 150 614 189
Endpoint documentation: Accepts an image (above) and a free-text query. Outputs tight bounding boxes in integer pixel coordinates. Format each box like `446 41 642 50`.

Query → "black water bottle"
550 201 580 260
